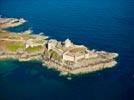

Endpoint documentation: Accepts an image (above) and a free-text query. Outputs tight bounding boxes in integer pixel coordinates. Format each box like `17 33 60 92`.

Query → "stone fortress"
0 17 118 76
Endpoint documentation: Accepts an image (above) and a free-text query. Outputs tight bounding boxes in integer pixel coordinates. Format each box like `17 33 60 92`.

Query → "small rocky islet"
0 17 118 76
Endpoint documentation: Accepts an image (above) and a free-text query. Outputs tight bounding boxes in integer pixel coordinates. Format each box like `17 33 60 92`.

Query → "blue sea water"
0 0 134 100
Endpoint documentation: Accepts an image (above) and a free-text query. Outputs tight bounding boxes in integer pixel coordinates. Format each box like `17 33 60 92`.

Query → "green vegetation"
69 47 86 54
49 50 62 61
25 45 43 53
5 42 24 52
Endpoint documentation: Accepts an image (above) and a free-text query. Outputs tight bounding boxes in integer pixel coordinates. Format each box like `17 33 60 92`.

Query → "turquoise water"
0 0 134 100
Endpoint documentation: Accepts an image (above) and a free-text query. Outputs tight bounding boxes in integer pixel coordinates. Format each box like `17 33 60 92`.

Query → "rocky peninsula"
0 17 118 76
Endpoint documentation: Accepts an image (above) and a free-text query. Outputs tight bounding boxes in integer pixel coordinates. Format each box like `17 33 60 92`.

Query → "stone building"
62 46 98 63
46 38 98 63
64 39 73 48
47 39 58 50
25 39 45 48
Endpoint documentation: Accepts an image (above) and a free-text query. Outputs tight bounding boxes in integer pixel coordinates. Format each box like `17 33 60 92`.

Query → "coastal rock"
0 17 118 76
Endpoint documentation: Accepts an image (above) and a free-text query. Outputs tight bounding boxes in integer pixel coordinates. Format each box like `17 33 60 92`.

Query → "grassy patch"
5 42 24 52
49 50 62 61
25 45 43 53
69 47 86 54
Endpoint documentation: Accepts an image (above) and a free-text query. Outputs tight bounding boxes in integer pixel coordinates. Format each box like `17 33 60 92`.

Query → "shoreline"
0 53 118 76
0 17 119 76
42 58 117 76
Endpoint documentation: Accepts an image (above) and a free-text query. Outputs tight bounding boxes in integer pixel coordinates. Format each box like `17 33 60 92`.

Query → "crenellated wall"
63 53 75 62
